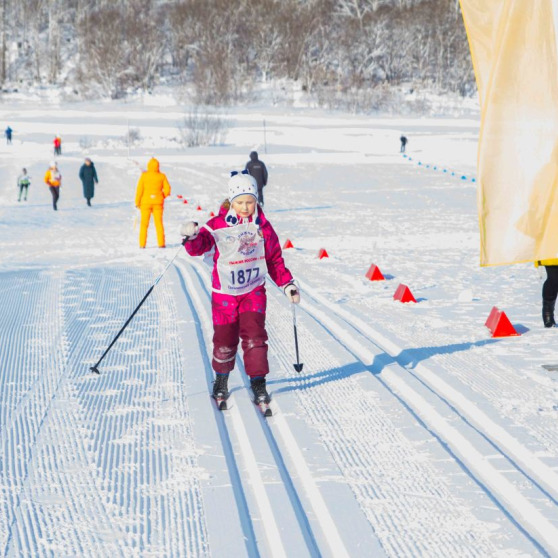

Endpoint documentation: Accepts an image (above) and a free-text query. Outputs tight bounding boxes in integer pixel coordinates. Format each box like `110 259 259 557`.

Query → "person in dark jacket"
79 158 98 206
5 126 13 145
245 151 268 206
400 135 408 153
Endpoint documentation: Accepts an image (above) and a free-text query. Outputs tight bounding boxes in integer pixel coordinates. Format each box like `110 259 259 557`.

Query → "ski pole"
90 244 183 374
292 303 304 372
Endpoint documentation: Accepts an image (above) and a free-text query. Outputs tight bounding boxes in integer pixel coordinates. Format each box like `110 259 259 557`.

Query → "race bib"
213 221 267 295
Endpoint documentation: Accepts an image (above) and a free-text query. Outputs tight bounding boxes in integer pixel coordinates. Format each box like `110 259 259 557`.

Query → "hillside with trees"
0 0 474 109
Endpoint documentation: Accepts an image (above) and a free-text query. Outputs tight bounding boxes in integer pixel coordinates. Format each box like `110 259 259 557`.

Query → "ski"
213 396 228 411
256 399 272 417
542 364 558 371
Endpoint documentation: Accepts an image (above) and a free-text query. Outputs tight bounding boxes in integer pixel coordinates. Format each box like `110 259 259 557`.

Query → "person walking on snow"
135 157 171 248
44 161 61 211
17 168 30 202
79 158 98 206
5 126 13 145
53 135 62 156
400 135 408 153
245 151 268 207
181 171 300 407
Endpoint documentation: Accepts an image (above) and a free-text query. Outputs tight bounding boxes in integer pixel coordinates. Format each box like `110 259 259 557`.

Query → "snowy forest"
0 0 473 108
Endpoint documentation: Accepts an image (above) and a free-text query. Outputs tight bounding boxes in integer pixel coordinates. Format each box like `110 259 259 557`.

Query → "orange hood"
147 158 159 172
135 157 171 207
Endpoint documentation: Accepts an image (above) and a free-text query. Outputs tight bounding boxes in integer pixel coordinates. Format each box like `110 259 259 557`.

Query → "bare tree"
47 0 61 82
78 1 164 98
0 0 6 85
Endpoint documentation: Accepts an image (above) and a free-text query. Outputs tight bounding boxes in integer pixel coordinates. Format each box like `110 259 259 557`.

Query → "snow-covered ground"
0 97 557 557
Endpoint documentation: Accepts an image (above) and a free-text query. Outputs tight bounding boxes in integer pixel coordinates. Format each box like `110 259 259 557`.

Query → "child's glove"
284 282 300 304
180 222 199 244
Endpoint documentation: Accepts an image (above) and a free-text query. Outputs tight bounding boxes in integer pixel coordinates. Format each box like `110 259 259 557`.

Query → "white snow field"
1 97 558 557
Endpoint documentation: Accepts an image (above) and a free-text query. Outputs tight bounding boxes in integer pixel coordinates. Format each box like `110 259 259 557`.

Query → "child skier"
181 171 300 410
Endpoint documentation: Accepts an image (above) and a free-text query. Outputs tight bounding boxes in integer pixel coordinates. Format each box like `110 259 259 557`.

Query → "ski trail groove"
296 281 558 556
177 258 347 558
176 263 262 558
300 281 558 504
177 259 288 557
263 292 500 557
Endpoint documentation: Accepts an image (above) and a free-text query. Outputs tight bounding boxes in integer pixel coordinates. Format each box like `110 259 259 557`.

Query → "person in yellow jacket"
135 157 171 248
536 259 558 327
44 161 62 211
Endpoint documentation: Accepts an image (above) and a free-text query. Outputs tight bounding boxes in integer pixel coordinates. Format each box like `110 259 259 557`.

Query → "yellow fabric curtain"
460 0 558 265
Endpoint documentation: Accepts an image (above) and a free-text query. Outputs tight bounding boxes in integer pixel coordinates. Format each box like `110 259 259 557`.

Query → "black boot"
87 199 91 206
250 377 270 404
543 299 556 328
212 373 229 400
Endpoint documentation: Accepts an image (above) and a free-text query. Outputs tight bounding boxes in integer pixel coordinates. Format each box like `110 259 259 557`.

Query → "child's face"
232 195 256 218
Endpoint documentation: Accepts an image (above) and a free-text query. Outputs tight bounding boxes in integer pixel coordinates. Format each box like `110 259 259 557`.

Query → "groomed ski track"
174 258 374 558
172 257 556 557
293 280 558 555
2 254 555 557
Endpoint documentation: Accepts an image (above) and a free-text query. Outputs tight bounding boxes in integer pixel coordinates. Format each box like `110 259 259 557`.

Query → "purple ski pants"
211 285 269 377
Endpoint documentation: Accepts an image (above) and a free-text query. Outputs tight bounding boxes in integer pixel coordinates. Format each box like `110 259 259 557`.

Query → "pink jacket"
185 204 293 292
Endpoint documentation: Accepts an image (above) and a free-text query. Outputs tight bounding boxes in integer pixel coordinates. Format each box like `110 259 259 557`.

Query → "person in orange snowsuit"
44 161 62 211
135 157 171 248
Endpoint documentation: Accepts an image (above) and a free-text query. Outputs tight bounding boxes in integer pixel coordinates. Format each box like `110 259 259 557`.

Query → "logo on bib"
238 231 257 256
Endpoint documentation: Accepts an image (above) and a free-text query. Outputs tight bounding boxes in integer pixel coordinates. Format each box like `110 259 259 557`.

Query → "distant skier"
180 171 300 412
53 135 62 156
79 158 98 207
44 161 61 211
5 126 13 145
400 135 408 153
17 168 30 202
538 259 558 327
135 157 171 248
245 151 268 206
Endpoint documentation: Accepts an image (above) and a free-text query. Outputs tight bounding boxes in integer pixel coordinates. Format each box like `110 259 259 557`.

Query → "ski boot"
250 377 272 416
543 298 556 328
212 373 229 410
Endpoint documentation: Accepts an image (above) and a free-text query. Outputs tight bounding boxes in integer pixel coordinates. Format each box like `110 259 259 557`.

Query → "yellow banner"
460 0 558 265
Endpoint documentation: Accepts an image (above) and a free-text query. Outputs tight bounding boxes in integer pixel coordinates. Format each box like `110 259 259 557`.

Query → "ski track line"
262 410 351 558
187 257 506 557
297 281 558 556
9 269 123 557
263 289 501 557
175 264 263 558
176 259 288 558
178 258 351 558
298 279 558 504
431 350 558 463
185 257 354 557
